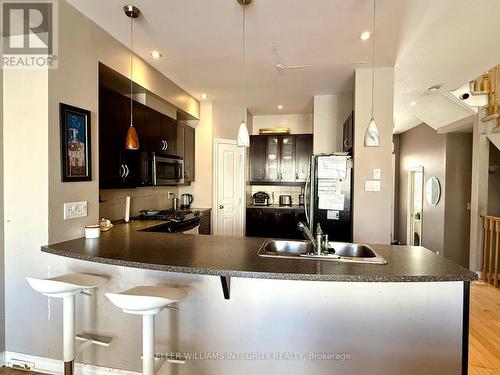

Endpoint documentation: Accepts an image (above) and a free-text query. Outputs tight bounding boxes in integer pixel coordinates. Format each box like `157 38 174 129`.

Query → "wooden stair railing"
481 214 500 287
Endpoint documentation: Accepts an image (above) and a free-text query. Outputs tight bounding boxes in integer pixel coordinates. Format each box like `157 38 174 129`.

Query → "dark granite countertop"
42 220 477 282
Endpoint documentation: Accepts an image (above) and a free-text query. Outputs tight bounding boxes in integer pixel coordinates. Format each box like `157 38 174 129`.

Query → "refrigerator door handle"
305 158 311 226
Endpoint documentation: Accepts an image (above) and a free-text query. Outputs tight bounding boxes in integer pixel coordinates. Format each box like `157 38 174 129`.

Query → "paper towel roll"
124 195 131 222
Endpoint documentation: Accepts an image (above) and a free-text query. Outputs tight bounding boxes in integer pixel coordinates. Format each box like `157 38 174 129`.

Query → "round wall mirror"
425 176 441 206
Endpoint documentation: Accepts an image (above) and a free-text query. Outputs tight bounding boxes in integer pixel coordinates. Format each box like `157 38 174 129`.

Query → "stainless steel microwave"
152 153 184 185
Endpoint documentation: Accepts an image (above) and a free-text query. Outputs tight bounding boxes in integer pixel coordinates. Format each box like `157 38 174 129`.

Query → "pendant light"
124 5 140 150
236 0 251 148
364 0 380 147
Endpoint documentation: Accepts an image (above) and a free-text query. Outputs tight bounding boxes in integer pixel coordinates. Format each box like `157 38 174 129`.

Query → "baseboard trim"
0 351 6 367
4 351 140 375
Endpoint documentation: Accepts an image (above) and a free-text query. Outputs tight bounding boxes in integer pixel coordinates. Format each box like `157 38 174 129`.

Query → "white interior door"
214 140 244 236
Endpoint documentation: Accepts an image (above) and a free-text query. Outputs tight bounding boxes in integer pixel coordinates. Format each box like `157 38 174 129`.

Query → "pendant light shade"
364 0 380 148
237 0 251 148
364 118 380 147
237 120 250 147
124 5 140 150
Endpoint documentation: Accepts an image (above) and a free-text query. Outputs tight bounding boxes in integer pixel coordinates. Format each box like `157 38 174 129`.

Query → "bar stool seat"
105 286 187 315
26 273 107 298
106 285 187 375
26 273 108 375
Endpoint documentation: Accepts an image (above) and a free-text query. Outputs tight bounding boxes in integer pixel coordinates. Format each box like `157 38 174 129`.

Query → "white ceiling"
68 0 500 131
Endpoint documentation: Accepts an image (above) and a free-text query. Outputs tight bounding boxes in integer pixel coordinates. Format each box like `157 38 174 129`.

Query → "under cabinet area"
246 207 307 239
248 134 312 185
99 86 195 188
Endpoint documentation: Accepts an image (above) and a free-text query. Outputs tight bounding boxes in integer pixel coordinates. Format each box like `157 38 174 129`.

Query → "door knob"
219 205 224 209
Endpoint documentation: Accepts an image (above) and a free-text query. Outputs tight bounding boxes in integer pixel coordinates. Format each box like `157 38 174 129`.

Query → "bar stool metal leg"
143 314 155 375
63 295 75 375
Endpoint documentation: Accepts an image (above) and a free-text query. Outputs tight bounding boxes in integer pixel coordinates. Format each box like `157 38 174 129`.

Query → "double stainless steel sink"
258 240 388 264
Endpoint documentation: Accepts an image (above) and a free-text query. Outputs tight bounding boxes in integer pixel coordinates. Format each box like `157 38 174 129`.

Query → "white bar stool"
26 273 108 375
105 286 187 375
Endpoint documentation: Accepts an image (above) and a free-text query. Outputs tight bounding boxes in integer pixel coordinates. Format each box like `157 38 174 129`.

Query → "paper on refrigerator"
317 156 347 180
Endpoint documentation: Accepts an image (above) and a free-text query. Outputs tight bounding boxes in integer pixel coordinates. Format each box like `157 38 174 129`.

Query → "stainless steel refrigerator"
306 154 353 242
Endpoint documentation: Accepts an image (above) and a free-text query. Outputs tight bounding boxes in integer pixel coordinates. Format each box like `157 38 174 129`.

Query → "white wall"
313 94 353 153
353 68 394 244
252 114 312 135
2 0 200 369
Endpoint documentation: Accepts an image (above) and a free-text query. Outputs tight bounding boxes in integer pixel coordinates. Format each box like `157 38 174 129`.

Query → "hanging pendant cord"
241 4 246 122
130 15 133 127
370 0 376 119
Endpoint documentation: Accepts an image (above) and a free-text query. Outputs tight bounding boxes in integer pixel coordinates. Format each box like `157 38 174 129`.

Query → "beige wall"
353 68 394 244
178 101 214 209
488 142 500 216
0 66 5 351
397 123 447 253
396 123 472 266
252 113 313 135
2 0 200 370
313 94 353 153
444 133 472 267
212 101 245 140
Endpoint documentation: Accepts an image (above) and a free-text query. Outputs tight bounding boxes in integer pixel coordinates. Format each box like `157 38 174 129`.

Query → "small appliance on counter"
170 193 179 211
252 191 270 206
180 193 194 209
298 187 305 206
279 195 292 207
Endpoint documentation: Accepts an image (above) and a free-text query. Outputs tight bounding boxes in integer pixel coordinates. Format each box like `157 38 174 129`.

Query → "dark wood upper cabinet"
342 111 354 154
295 134 313 182
249 135 267 181
184 125 195 183
175 123 195 184
249 134 312 185
99 86 196 188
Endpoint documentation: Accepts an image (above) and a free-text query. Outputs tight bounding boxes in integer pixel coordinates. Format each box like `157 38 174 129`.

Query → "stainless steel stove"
133 209 201 233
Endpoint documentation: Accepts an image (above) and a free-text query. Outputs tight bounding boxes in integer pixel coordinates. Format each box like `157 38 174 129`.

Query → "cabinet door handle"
124 164 129 177
120 164 125 178
164 140 168 150
296 172 299 180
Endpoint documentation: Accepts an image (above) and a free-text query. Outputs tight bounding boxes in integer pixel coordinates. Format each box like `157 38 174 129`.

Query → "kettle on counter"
180 193 194 209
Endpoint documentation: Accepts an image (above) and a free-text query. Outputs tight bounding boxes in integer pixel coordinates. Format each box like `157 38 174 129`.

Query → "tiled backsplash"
99 186 179 221
250 185 304 205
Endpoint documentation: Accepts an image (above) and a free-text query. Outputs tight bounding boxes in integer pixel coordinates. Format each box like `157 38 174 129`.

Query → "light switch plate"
373 168 381 180
64 201 88 220
365 180 381 192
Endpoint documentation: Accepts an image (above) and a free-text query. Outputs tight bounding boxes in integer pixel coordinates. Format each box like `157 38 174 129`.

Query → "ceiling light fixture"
363 0 380 147
150 51 162 59
201 93 207 100
410 101 417 106
428 84 442 93
277 105 283 109
359 31 371 41
124 5 140 150
237 0 251 148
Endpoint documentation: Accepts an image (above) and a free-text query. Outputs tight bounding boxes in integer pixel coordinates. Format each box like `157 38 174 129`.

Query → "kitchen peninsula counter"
42 220 477 283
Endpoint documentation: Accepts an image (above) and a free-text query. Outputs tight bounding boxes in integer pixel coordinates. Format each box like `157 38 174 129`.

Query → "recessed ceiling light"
428 84 442 93
150 51 162 59
410 101 417 106
277 105 283 109
359 31 371 41
201 93 207 100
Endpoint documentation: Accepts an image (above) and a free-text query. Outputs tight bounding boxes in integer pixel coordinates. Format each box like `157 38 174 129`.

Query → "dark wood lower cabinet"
246 208 307 239
199 209 211 235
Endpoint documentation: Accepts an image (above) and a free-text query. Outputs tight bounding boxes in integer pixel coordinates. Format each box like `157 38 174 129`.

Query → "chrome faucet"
297 222 325 255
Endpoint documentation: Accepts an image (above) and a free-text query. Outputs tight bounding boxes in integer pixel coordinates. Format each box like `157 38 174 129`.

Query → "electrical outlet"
373 168 381 180
64 201 88 220
9 359 34 371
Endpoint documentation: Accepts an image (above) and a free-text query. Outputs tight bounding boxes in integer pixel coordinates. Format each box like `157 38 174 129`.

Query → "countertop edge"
41 245 478 283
